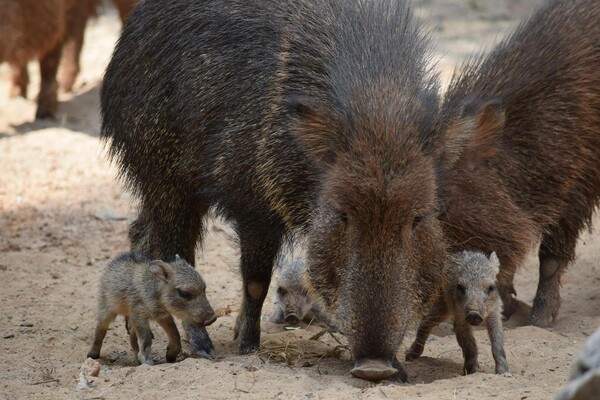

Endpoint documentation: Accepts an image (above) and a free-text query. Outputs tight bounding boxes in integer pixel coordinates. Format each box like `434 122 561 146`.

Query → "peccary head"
150 256 216 326
279 0 446 381
291 88 445 380
450 251 501 326
274 259 313 325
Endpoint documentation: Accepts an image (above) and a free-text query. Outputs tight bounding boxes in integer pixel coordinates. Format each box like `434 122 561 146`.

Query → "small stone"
106 351 123 362
20 322 33 327
92 208 127 221
3 333 15 339
81 357 101 378
75 372 91 390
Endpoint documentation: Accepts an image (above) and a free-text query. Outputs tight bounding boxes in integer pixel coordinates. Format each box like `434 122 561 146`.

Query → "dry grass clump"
256 329 348 367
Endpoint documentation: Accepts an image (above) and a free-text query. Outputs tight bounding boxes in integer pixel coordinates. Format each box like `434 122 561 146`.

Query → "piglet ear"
175 254 181 261
150 260 175 282
489 251 500 274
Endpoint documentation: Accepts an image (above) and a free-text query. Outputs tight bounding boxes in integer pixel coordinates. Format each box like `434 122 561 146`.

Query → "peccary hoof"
238 339 259 355
351 359 398 381
184 323 216 359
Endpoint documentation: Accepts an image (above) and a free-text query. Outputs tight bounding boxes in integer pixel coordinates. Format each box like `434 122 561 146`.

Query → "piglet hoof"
184 322 216 359
495 362 510 376
166 345 181 363
405 345 423 362
501 372 513 377
87 350 100 359
391 357 410 383
351 359 398 381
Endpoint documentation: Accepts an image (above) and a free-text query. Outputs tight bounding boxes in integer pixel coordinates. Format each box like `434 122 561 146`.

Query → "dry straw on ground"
256 329 349 367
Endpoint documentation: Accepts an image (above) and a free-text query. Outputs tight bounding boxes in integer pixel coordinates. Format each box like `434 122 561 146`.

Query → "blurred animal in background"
0 0 139 119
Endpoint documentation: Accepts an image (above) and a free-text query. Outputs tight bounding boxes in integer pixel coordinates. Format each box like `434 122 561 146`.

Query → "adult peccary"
270 258 328 327
87 252 216 365
406 251 509 375
433 0 600 327
101 0 444 381
555 326 600 400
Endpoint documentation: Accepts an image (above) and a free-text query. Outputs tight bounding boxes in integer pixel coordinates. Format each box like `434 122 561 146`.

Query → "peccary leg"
406 298 448 361
130 317 153 365
454 318 478 374
497 268 518 320
234 227 282 354
131 195 215 357
157 315 181 362
9 64 29 98
129 329 139 355
60 6 88 92
36 42 63 119
530 221 577 327
486 312 509 374
87 310 117 359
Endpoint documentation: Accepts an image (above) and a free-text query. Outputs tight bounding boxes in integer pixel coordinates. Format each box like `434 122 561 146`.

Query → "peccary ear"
286 96 343 166
489 251 500 274
442 97 505 169
150 260 175 282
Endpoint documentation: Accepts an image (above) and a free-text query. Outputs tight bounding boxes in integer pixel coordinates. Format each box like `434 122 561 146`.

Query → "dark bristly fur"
434 0 600 326
101 0 444 381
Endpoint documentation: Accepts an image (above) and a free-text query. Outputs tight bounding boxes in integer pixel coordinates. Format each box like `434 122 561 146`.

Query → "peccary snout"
466 311 483 326
351 358 398 381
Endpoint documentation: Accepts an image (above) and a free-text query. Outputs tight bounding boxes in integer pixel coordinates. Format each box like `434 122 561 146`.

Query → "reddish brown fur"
434 0 600 326
1 0 138 118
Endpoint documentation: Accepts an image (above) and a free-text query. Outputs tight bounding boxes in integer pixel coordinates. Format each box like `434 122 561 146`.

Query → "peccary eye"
412 215 425 231
487 284 496 294
456 284 466 295
277 287 287 296
177 289 193 300
339 211 348 226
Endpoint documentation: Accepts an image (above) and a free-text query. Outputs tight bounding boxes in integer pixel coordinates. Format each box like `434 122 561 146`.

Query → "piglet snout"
194 309 216 326
284 314 300 325
466 311 483 326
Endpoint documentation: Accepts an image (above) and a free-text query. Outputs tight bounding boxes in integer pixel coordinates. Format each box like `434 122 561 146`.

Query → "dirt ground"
1 1 599 399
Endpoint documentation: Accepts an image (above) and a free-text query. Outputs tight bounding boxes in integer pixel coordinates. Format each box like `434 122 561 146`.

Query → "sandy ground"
1 1 599 399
